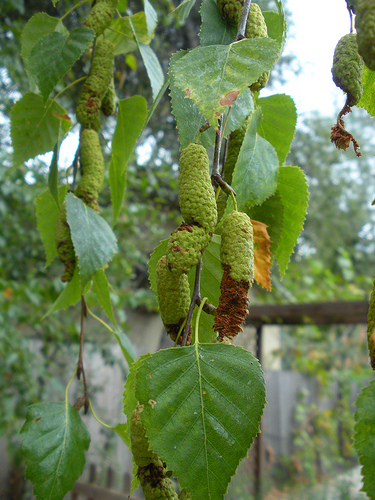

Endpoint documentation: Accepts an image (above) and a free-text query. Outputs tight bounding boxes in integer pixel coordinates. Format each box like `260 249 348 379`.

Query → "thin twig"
197 296 217 316
199 121 210 134
237 0 252 40
71 142 80 187
212 118 222 177
182 260 203 346
212 174 236 195
77 295 89 414
211 115 237 195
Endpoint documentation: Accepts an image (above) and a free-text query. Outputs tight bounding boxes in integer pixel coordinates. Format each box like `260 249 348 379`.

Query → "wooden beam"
72 482 142 500
246 300 369 326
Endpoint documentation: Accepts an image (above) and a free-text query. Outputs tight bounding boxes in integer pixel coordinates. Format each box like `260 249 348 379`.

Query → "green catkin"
76 38 115 130
55 203 75 282
178 143 217 234
130 404 179 500
84 0 118 37
101 76 116 116
75 129 105 210
217 0 244 25
166 224 212 275
367 279 375 370
220 211 254 282
156 256 191 342
355 0 375 71
245 3 270 92
331 33 364 106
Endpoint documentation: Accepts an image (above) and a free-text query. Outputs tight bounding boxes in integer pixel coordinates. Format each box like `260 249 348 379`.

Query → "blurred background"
1 0 374 498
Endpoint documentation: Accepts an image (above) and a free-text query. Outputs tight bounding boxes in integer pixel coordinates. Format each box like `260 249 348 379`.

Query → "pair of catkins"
332 1 375 108
56 0 117 282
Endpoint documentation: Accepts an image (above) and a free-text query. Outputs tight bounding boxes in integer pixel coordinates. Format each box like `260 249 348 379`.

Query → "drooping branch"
77 295 89 414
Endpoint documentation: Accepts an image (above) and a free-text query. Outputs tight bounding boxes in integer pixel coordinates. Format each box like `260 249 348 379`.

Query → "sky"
268 0 354 118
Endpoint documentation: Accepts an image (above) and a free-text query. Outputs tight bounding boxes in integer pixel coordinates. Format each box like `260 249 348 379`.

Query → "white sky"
268 0 353 118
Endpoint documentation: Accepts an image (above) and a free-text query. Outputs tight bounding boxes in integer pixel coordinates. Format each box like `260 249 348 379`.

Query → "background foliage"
1 0 375 498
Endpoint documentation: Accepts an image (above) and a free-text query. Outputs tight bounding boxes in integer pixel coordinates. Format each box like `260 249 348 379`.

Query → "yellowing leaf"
252 219 271 291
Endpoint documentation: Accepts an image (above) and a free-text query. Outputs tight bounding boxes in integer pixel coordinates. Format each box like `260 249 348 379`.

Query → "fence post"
253 324 264 500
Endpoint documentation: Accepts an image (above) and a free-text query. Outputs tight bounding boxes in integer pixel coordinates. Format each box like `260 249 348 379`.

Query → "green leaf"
170 51 253 150
92 269 117 327
112 328 136 367
20 401 90 500
172 0 198 23
169 54 209 149
275 166 309 277
11 92 71 166
135 343 265 500
65 193 118 289
48 122 67 206
139 43 164 99
109 96 148 224
199 0 237 47
35 185 69 267
263 8 287 47
358 66 375 116
21 13 67 78
42 267 85 318
112 423 129 445
28 28 95 101
354 378 375 499
144 0 157 38
107 14 151 55
230 107 279 212
48 143 60 206
257 94 297 165
172 38 280 128
248 191 284 260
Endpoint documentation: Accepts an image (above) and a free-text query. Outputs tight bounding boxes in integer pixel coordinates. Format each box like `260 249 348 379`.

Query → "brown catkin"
213 211 254 339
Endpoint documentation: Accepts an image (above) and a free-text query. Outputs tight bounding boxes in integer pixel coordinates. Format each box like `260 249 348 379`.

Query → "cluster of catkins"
55 0 117 282
216 0 270 92
156 137 255 344
156 143 218 345
330 1 375 154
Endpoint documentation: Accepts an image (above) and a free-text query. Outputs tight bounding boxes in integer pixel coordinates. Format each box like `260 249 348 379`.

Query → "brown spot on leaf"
33 416 42 422
52 111 71 122
220 90 240 107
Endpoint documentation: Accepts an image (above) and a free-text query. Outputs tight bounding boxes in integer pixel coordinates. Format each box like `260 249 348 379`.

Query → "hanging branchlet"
330 101 362 157
330 32 363 157
77 296 89 414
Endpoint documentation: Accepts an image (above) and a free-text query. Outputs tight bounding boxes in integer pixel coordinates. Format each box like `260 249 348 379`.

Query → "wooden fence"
70 463 141 500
